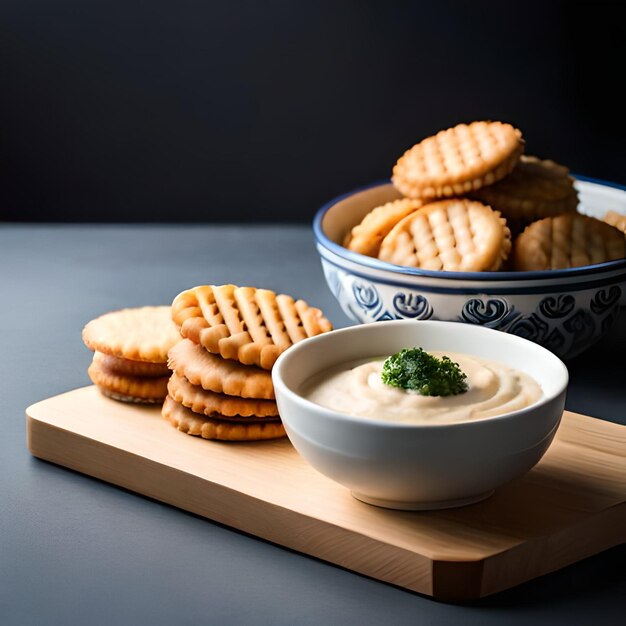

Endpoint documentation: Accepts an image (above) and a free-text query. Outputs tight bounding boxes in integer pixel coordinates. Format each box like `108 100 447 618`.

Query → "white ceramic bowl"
313 177 626 359
272 320 568 511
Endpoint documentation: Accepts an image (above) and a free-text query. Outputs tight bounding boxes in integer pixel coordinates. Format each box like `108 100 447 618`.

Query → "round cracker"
378 198 511 271
82 306 181 363
392 121 524 200
93 352 170 378
512 213 626 271
470 155 578 234
162 396 286 441
603 210 626 234
171 285 332 370
168 339 274 399
88 357 169 402
344 198 425 257
167 371 279 418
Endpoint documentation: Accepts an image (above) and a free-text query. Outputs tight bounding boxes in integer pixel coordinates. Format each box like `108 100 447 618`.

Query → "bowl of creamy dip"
272 320 568 510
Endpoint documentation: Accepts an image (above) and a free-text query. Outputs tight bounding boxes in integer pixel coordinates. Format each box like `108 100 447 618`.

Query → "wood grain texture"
26 386 626 602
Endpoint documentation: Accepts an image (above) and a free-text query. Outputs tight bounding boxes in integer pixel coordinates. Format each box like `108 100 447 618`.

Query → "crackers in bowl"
378 198 511 272
512 213 626 271
392 121 524 199
470 155 579 235
344 198 425 257
343 121 626 272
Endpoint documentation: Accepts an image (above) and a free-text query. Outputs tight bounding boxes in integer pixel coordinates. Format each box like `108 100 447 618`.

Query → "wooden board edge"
26 412 435 597
429 504 626 602
476 503 626 600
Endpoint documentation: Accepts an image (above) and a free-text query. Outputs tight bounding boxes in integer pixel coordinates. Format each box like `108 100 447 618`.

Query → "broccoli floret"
381 347 468 396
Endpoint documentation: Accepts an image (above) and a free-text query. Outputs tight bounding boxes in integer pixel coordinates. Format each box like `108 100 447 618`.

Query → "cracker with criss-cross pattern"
378 198 511 271
470 155 579 234
162 396 286 441
343 198 425 257
512 213 626 271
392 121 524 200
171 285 332 370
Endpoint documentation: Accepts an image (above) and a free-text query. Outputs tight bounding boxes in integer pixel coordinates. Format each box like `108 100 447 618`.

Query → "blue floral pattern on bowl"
392 292 433 320
320 257 624 360
461 297 519 328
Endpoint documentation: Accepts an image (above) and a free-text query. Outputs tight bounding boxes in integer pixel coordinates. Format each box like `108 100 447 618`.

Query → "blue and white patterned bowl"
313 177 626 359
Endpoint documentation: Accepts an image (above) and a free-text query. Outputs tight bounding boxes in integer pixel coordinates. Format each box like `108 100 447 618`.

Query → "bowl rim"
312 175 626 281
272 320 569 430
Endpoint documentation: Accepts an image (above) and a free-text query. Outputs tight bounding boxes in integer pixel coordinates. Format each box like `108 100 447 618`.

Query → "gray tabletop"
1 224 624 626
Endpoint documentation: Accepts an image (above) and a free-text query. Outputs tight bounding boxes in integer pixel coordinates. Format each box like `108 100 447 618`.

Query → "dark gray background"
2 0 626 221
1 225 625 625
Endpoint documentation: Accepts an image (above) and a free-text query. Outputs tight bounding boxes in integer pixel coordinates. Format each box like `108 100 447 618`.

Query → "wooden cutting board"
26 386 626 602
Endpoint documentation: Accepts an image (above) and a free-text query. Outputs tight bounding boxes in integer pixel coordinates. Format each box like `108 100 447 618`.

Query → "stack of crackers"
82 306 180 403
82 286 333 443
163 284 333 442
344 121 626 271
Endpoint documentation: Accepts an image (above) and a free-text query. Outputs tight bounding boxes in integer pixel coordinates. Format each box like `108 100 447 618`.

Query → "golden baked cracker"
82 306 180 363
512 213 626 271
93 352 170 378
343 198 425 257
167 372 279 418
88 357 169 402
171 285 332 370
162 396 286 441
603 210 626 234
378 199 511 271
168 339 274 399
392 121 524 199
470 156 579 233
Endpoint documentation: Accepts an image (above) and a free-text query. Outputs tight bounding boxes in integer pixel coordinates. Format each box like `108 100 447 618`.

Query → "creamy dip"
303 352 543 425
